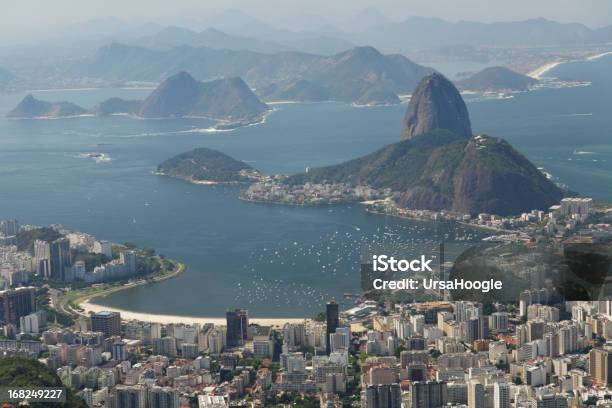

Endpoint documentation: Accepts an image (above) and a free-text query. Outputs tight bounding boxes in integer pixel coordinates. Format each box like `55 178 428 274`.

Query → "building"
0 219 19 236
409 381 447 408
49 238 72 281
112 341 127 361
326 301 339 355
251 325 274 359
560 197 592 217
468 380 486 408
148 386 179 408
365 383 401 408
114 384 147 408
33 239 51 278
0 286 36 325
93 240 113 258
90 311 121 339
493 382 510 408
226 309 248 347
590 347 612 386
19 310 46 334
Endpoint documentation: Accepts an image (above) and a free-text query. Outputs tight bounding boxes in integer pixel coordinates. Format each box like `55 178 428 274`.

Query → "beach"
80 298 307 327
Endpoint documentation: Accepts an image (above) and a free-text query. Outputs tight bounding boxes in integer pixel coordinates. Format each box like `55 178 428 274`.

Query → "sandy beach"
80 298 307 327
527 60 564 79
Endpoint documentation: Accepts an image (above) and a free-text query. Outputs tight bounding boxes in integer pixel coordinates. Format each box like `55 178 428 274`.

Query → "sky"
2 0 612 38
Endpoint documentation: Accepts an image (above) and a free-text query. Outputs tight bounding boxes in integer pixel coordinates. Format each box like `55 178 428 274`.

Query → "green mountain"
286 130 563 215
6 94 86 118
0 358 88 407
458 66 538 92
354 85 401 106
139 72 269 121
157 147 260 183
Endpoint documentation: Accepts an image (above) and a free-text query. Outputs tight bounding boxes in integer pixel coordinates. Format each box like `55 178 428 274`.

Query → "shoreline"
80 300 307 327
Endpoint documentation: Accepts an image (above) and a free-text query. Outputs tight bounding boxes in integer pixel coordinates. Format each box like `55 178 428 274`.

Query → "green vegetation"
72 249 109 271
157 147 258 183
0 358 88 407
16 227 62 252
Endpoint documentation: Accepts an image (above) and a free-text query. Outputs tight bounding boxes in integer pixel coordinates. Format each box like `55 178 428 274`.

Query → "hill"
286 130 563 215
6 94 86 118
0 358 88 407
457 66 538 92
139 72 269 121
73 44 432 103
157 147 261 183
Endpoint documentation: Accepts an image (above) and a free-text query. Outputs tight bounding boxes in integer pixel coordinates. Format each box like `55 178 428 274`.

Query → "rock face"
401 73 472 140
139 72 269 121
6 94 86 118
458 66 538 92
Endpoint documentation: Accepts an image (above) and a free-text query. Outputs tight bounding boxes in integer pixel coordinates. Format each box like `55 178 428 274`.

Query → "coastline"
79 300 307 327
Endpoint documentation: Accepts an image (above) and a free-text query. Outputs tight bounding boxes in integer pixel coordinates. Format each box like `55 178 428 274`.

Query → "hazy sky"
3 0 612 36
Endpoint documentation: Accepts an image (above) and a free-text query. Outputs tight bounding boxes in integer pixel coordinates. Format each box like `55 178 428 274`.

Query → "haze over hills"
6 94 86 118
7 72 269 123
73 44 433 104
285 73 564 215
457 66 539 92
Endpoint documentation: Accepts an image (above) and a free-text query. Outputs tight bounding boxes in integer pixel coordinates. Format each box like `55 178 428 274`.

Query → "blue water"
0 56 610 317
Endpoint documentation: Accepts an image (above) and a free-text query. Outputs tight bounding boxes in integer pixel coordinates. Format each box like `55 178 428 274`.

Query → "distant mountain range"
285 73 564 215
6 72 269 124
74 44 433 104
457 67 538 92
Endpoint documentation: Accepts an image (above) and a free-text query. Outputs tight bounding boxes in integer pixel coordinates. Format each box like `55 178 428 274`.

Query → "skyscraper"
493 382 510 408
590 347 612 386
226 309 249 347
0 287 36 325
49 238 72 281
326 300 339 355
365 383 401 408
33 239 51 278
91 311 121 339
410 381 447 408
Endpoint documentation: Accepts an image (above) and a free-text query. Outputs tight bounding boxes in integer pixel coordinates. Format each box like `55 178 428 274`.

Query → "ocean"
0 56 610 318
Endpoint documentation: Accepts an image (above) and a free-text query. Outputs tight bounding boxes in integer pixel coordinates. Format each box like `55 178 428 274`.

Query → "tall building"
365 383 401 408
0 219 19 236
590 347 612 386
49 238 72 281
91 311 121 339
468 380 486 408
226 309 248 347
120 250 137 275
33 240 51 278
114 384 147 408
0 287 36 325
493 382 510 408
326 301 339 355
148 386 179 408
410 381 447 408
112 341 127 361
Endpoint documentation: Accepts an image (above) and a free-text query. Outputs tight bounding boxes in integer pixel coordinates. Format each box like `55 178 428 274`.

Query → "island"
6 94 87 119
156 147 264 184
6 72 270 130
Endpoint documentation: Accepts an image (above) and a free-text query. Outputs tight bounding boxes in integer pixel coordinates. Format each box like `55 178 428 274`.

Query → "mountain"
284 73 563 215
139 72 269 121
457 66 538 92
0 67 21 92
259 80 331 102
6 94 86 118
133 27 290 53
401 73 472 140
351 17 603 52
73 44 432 103
157 147 260 183
354 86 401 106
287 130 563 215
89 97 142 115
